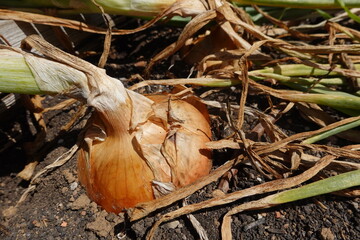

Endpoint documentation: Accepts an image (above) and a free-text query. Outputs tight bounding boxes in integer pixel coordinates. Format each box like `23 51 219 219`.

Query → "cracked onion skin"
77 94 212 213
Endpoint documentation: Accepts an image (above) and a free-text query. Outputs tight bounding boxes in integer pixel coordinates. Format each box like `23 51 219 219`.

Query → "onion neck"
91 81 155 139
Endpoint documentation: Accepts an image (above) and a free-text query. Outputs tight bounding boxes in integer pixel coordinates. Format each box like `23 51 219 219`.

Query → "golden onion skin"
147 94 212 187
77 106 155 213
78 94 212 213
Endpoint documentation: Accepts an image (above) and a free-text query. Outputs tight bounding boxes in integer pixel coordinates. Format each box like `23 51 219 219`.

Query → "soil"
0 18 359 240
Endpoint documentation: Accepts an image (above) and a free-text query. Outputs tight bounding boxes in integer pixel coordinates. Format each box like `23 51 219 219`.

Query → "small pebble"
166 220 181 229
70 182 78 191
60 221 67 227
275 211 282 219
256 177 263 183
320 228 334 240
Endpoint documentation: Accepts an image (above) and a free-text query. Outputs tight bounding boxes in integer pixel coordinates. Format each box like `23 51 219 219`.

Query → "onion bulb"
0 35 211 214
77 91 212 213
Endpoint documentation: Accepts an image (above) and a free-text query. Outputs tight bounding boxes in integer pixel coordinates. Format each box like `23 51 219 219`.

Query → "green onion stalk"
3 43 360 143
0 45 90 96
0 0 360 17
0 0 177 16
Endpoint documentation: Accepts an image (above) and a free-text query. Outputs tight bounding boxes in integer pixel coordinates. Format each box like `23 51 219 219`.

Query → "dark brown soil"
0 19 359 240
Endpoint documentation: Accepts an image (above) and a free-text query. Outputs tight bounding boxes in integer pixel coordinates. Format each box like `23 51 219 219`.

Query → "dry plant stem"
17 144 79 205
220 5 360 62
297 102 360 142
237 63 248 130
146 155 334 240
0 9 111 34
326 21 360 42
42 99 77 113
217 7 310 59
236 40 268 129
310 144 360 160
183 199 209 240
0 9 165 36
208 139 360 163
293 8 360 32
221 167 360 240
252 4 312 41
206 119 360 160
249 80 360 110
144 0 274 71
145 9 217 72
128 158 242 221
301 154 360 172
60 105 87 132
254 115 360 156
282 44 360 54
92 0 113 68
233 41 281 178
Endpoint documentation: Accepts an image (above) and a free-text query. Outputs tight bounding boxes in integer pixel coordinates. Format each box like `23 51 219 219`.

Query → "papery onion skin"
77 102 155 213
78 93 212 213
147 94 212 187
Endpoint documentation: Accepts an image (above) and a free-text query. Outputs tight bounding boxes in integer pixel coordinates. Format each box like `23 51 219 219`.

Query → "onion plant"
0 35 212 213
